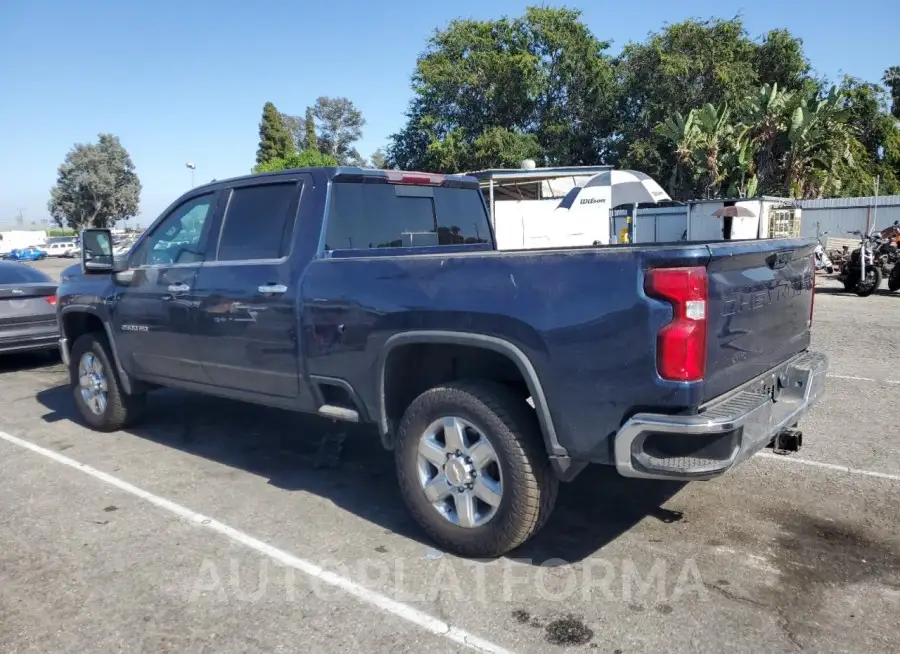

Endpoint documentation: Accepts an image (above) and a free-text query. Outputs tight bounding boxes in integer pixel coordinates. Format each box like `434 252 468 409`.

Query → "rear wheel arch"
376 331 565 459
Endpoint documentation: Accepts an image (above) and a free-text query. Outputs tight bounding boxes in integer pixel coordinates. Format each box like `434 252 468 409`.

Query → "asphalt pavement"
0 262 898 653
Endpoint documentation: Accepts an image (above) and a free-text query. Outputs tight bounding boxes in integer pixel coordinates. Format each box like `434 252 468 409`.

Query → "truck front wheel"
70 333 146 432
394 380 558 558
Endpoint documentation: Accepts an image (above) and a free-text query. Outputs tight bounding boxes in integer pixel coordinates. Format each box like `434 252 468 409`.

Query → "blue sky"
0 0 895 226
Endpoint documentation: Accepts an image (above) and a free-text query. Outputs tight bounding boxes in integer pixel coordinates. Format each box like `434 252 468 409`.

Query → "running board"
317 405 359 423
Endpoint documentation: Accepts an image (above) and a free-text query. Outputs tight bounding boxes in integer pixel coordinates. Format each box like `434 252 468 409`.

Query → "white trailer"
469 165 672 249
0 230 48 254
469 165 611 250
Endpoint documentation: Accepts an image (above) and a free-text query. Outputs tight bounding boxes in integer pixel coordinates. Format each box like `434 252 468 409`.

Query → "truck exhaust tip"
768 429 803 455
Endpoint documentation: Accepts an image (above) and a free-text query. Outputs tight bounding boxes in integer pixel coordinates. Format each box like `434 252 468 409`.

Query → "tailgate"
703 239 815 401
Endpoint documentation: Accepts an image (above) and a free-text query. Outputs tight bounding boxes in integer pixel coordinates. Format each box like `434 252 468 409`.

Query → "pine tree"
305 106 317 151
256 102 294 165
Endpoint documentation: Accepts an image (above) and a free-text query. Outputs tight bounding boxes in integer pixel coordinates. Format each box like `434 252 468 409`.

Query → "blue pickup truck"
57 167 827 557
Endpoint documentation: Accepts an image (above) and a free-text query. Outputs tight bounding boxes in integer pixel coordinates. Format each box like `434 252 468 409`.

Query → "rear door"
192 175 311 399
703 238 815 400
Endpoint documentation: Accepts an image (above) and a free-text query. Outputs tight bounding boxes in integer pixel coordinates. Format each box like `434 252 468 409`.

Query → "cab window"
141 194 214 265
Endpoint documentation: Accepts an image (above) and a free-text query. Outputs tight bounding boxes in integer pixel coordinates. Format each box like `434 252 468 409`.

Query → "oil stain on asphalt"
708 509 900 648
544 616 595 646
511 610 595 646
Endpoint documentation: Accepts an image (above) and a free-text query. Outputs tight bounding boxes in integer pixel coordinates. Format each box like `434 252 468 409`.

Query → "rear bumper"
0 330 59 355
613 351 828 481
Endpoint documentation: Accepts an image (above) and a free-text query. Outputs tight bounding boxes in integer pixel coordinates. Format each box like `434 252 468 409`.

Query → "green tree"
305 107 318 152
252 149 337 173
721 138 759 198
369 148 388 169
522 6 618 165
48 134 141 230
884 66 900 119
783 87 854 198
656 111 700 198
388 8 895 198
280 112 303 150
256 102 294 165
833 76 900 195
281 106 321 152
311 96 365 165
739 83 794 193
388 6 616 172
615 17 814 189
693 104 733 198
841 77 888 154
754 29 815 93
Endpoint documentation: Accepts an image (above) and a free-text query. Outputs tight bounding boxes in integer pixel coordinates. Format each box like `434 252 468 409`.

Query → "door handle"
258 284 287 295
167 283 191 293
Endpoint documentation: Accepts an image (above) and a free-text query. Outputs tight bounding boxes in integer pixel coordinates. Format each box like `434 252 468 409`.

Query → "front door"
193 178 308 399
112 191 219 384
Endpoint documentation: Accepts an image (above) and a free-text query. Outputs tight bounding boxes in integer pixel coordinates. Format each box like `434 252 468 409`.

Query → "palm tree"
722 136 759 198
656 111 700 197
783 87 853 198
741 84 793 192
693 103 732 198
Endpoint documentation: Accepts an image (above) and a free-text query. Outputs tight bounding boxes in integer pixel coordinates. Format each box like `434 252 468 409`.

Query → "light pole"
186 161 196 188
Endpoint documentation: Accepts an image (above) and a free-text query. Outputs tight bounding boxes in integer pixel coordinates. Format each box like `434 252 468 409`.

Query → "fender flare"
375 330 566 459
59 305 134 395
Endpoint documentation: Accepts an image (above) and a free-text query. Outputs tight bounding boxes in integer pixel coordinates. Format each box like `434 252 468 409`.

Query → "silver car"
0 261 58 356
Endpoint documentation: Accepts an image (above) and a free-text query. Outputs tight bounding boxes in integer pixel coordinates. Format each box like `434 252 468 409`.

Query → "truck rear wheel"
70 333 146 432
394 380 558 558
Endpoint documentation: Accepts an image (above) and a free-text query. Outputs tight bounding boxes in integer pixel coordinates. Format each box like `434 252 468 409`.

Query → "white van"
45 241 77 257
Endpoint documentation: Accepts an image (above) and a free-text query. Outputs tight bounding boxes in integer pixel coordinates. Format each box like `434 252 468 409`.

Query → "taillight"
45 296 57 306
645 266 708 382
384 170 446 186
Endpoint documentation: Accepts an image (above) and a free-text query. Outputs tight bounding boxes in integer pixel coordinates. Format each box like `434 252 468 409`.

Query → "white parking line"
0 430 512 654
828 374 900 385
828 374 877 382
756 452 900 482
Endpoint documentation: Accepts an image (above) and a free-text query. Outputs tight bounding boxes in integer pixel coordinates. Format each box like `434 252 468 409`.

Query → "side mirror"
81 229 114 273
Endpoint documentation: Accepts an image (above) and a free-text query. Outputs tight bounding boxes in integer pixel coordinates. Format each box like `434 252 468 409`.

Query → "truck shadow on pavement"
36 384 685 565
0 351 61 373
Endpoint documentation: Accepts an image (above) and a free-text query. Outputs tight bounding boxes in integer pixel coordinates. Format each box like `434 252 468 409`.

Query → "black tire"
855 267 882 297
70 333 146 431
889 268 900 292
394 380 558 558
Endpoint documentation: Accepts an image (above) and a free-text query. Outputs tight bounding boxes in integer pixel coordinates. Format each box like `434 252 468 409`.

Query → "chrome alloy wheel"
416 416 503 528
78 351 108 416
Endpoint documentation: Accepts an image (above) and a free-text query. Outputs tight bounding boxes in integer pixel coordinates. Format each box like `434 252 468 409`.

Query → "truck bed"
302 236 816 464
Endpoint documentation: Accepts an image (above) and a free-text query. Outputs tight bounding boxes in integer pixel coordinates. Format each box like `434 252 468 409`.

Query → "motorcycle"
881 221 900 292
813 228 835 274
890 263 900 292
838 230 885 296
